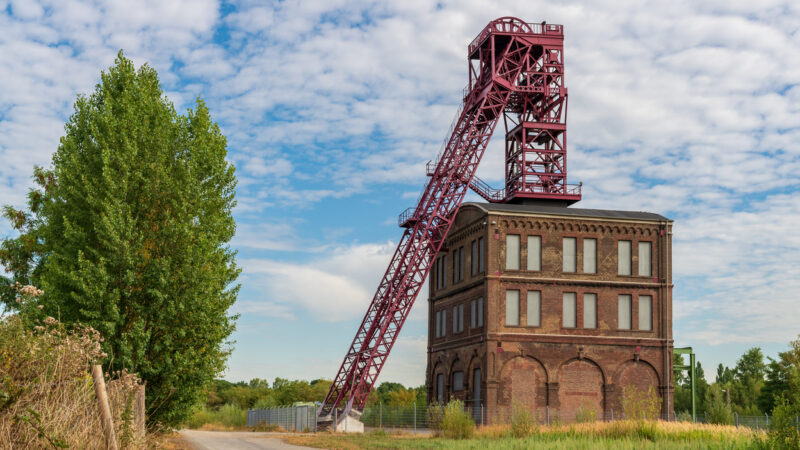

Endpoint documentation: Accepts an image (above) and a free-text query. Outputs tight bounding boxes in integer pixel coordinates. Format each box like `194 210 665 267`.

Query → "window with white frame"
506 235 520 270
618 294 632 329
506 290 520 326
583 238 597 274
563 292 577 327
527 291 541 327
639 295 652 330
563 237 577 272
639 242 652 277
527 235 541 271
583 293 597 329
618 241 632 275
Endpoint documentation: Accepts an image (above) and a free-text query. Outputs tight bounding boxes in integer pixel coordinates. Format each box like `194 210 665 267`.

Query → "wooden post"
91 365 118 450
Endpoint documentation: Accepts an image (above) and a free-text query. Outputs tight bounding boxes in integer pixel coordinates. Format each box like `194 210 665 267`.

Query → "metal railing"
468 18 563 54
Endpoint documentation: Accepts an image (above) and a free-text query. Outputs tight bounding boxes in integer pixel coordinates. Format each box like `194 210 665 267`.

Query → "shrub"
0 309 144 448
676 410 693 422
705 384 734 425
426 402 444 435
622 385 662 421
510 403 536 437
575 404 598 423
440 400 475 439
185 403 246 429
766 396 800 450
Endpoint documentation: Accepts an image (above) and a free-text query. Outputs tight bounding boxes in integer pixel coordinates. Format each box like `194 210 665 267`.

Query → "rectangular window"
618 241 632 275
477 297 484 327
459 247 464 281
583 293 597 329
527 235 541 271
506 235 520 270
470 299 477 328
478 237 485 273
453 252 458 284
639 242 652 277
437 373 444 403
583 238 597 274
452 305 458 333
453 371 464 391
618 294 632 329
563 237 577 272
435 310 441 337
639 295 652 331
458 304 464 332
442 256 447 288
562 292 577 327
473 368 481 402
471 240 477 275
526 291 541 327
441 309 446 336
505 290 520 326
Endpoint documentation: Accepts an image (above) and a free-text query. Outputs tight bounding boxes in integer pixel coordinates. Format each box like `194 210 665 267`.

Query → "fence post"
91 365 118 450
735 412 738 428
379 402 382 428
314 405 318 432
610 408 613 422
414 403 417 432
546 405 550 425
481 403 484 426
766 413 769 429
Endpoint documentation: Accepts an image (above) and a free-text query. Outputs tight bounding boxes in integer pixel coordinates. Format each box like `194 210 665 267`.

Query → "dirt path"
179 430 319 450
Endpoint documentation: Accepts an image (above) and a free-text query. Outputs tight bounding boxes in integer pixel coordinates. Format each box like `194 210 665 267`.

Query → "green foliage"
621 385 662 421
185 404 246 429
510 403 536 437
0 51 239 427
576 404 599 423
440 399 474 439
426 402 444 435
705 384 734 425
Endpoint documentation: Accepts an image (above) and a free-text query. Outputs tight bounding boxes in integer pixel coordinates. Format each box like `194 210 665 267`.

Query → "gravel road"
179 430 319 450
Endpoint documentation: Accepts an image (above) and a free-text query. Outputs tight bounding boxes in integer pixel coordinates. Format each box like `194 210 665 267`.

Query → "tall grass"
184 404 247 430
0 311 144 448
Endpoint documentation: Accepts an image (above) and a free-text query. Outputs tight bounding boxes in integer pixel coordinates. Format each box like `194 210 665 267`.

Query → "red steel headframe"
319 18 577 420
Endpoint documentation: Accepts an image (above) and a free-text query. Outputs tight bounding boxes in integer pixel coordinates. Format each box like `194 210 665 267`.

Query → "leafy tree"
0 52 239 427
705 384 734 425
716 363 734 384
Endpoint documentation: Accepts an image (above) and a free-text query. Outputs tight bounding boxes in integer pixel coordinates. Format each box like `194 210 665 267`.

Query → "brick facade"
426 202 674 422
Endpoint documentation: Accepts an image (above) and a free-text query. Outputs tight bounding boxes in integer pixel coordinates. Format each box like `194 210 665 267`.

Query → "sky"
1 0 799 387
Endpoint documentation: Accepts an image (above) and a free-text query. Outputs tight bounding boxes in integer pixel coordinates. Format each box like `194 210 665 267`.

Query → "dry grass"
0 312 145 449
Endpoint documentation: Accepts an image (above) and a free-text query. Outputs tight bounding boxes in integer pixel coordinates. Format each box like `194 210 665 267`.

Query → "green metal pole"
690 352 696 423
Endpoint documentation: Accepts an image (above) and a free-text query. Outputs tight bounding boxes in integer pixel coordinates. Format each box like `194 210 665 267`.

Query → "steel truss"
319 17 579 421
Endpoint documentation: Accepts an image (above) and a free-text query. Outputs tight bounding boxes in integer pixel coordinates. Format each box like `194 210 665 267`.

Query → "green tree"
0 52 239 427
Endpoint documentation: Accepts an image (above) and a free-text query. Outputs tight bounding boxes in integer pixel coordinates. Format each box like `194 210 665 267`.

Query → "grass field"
285 421 766 449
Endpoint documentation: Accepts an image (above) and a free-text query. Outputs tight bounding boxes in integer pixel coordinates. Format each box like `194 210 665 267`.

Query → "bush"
766 396 800 450
184 403 246 429
510 403 536 437
426 402 444 435
0 309 144 447
575 404 598 423
440 400 475 439
622 385 662 421
676 410 693 422
705 385 734 425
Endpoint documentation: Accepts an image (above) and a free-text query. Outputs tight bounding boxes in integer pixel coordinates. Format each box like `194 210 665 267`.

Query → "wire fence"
247 403 800 434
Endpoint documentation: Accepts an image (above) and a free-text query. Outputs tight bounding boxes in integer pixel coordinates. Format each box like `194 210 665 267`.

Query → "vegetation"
0 51 239 428
440 399 475 439
510 403 536 437
286 421 763 449
0 287 144 448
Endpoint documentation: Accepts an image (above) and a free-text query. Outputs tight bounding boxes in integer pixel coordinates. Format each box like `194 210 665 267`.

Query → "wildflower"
37 305 44 310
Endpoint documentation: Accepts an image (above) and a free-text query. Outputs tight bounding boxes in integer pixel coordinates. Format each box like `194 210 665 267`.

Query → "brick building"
426 201 673 422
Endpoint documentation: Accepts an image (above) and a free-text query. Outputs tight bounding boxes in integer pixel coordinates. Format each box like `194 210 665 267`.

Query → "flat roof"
462 202 671 222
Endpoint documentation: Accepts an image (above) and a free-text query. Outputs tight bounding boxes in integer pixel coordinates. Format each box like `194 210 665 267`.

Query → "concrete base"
335 414 364 433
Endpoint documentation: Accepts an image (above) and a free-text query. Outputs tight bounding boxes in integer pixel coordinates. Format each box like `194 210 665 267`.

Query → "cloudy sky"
1 0 799 386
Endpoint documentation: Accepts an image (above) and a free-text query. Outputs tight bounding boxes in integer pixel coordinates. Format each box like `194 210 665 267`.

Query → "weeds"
440 400 474 439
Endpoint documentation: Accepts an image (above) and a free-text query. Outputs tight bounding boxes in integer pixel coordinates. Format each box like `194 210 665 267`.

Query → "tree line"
674 335 800 424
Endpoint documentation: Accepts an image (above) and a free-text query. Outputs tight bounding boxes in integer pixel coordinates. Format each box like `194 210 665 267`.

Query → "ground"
179 430 318 450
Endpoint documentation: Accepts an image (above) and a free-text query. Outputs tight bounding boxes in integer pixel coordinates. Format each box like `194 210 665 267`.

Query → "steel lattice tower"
319 17 581 424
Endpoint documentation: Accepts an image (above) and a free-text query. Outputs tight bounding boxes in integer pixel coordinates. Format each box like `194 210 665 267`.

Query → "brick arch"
557 358 605 420
615 359 660 393
497 355 547 413
465 354 483 405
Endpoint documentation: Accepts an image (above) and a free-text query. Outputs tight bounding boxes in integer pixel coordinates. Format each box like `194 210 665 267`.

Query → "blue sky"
1 0 799 386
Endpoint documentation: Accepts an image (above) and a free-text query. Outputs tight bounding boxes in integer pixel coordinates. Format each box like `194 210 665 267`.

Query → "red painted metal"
319 17 580 420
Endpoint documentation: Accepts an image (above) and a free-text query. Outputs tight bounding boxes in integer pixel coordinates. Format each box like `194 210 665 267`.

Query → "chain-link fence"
246 403 800 434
